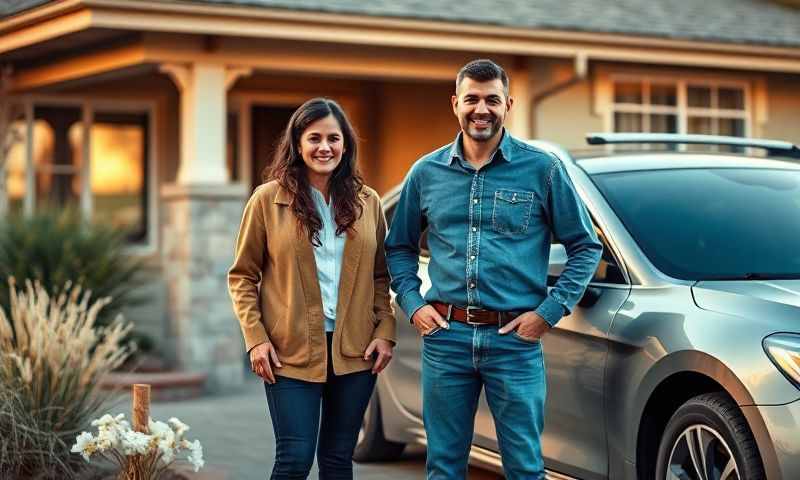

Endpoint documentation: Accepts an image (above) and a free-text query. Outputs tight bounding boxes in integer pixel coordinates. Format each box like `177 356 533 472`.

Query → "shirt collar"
444 128 514 166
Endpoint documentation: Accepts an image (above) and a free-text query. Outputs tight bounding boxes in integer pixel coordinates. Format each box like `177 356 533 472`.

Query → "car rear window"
592 167 800 280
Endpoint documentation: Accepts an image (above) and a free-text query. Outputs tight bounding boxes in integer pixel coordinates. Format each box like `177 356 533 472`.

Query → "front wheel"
655 392 765 480
353 391 405 462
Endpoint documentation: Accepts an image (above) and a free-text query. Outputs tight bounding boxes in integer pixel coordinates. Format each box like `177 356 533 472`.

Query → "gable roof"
4 0 800 48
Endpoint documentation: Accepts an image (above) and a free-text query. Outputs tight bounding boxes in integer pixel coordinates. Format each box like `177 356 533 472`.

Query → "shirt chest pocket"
491 189 536 235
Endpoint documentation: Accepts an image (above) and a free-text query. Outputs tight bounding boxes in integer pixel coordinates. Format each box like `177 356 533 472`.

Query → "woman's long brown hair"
265 98 364 246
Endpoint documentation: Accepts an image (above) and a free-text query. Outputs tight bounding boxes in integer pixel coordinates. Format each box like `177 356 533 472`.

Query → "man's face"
452 77 513 143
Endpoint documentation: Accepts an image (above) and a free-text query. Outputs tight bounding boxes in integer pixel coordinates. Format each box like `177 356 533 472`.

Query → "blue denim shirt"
310 187 346 332
385 130 602 327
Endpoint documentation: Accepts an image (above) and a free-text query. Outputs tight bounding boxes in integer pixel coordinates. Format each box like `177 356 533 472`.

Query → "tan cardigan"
227 180 395 382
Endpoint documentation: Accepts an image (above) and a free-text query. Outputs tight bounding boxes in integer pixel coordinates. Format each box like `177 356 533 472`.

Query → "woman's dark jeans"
264 333 376 480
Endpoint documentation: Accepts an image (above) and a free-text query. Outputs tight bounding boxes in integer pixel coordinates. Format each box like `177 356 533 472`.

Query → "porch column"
507 58 533 139
160 62 252 391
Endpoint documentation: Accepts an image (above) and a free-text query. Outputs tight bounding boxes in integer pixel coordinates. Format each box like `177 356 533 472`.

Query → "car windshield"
592 167 800 281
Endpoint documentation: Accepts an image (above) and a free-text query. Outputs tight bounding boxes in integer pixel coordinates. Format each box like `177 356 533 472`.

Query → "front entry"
250 105 297 192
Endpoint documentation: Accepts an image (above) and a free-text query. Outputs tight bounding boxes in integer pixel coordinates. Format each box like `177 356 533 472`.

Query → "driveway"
131 377 502 479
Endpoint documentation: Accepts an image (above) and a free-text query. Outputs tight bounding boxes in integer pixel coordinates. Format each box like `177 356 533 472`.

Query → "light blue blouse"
310 187 346 332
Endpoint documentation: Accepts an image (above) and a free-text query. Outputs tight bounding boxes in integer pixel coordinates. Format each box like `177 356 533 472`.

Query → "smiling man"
385 59 602 479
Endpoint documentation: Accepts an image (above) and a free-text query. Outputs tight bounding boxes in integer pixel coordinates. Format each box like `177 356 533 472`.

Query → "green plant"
0 209 146 329
0 279 135 479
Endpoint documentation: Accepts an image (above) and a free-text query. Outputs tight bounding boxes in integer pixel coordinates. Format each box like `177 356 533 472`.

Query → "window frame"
605 73 753 152
3 95 158 256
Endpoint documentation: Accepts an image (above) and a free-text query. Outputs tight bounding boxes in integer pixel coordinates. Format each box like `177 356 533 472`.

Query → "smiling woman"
228 97 396 480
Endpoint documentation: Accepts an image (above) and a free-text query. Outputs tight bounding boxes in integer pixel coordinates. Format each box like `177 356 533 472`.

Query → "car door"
472 230 630 480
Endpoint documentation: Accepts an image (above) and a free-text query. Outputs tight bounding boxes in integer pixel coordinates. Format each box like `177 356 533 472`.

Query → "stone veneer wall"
161 184 249 391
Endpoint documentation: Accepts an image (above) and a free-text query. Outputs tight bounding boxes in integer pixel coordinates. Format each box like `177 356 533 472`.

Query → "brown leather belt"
431 302 519 326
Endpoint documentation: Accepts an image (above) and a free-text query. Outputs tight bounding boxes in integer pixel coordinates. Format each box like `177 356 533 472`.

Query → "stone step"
100 371 208 402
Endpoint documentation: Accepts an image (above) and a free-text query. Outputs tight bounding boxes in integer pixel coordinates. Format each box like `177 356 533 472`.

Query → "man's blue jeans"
422 321 547 480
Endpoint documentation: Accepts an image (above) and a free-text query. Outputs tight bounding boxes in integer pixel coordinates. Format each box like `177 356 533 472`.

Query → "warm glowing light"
91 125 143 195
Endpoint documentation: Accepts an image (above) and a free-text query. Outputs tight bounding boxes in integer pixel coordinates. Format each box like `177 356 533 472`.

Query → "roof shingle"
4 0 800 48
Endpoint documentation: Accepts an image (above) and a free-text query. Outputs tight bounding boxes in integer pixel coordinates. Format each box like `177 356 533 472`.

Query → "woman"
228 98 395 479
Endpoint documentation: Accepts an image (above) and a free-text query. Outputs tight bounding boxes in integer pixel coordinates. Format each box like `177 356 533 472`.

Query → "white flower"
148 418 171 438
71 431 98 462
149 419 177 462
91 413 125 428
75 413 203 471
185 439 204 472
168 417 189 438
120 430 152 456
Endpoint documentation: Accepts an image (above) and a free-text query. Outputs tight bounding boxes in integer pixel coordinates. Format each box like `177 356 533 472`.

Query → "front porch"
0 28 542 390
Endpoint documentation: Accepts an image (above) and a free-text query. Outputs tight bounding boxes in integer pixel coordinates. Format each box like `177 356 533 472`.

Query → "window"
32 105 83 209
88 112 149 243
611 78 749 152
2 101 154 248
5 119 27 215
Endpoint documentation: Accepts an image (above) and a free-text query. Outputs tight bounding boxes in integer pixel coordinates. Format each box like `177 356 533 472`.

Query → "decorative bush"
0 210 146 330
0 279 135 479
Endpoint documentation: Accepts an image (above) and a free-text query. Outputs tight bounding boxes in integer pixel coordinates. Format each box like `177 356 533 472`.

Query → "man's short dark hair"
456 59 509 96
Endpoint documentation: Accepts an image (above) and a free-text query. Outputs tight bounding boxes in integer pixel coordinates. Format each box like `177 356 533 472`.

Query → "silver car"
354 134 800 480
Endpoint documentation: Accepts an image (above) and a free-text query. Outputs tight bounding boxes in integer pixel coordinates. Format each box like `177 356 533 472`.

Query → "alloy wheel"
666 424 739 480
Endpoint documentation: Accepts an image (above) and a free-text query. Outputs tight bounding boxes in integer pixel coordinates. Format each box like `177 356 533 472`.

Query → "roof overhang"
2 0 800 91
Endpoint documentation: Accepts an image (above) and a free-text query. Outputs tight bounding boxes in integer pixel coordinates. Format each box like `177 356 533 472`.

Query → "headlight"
764 333 800 389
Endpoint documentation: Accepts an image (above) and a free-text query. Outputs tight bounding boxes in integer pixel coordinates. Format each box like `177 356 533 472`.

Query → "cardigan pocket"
267 312 310 367
340 313 375 358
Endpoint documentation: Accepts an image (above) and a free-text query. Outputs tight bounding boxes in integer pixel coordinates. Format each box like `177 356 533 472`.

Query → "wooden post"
132 384 151 433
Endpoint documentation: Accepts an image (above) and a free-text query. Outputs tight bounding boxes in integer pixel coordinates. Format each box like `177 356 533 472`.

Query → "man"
385 59 602 479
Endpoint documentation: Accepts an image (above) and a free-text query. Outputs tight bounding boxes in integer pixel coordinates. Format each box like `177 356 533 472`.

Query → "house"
1 0 799 391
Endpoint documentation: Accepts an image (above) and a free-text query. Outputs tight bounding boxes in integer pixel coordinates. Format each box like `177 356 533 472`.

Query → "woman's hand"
250 341 282 384
364 338 394 374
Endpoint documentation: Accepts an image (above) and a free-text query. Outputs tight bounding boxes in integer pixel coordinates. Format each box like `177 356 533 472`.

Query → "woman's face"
298 114 345 183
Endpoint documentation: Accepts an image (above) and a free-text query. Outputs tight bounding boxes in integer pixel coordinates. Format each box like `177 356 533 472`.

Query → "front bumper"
743 398 800 480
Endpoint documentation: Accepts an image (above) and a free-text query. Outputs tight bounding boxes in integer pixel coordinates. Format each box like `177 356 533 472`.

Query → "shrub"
0 210 146 329
0 279 135 479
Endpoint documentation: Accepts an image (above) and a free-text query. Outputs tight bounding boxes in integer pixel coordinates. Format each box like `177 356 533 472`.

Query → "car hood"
692 280 800 321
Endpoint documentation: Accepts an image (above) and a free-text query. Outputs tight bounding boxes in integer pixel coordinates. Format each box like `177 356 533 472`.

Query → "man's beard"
464 116 501 142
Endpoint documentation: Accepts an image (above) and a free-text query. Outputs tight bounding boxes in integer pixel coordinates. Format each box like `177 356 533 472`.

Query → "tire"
655 392 765 480
352 391 405 462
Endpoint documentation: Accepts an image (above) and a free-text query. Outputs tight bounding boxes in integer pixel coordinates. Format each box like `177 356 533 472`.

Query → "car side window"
550 227 626 285
591 228 626 284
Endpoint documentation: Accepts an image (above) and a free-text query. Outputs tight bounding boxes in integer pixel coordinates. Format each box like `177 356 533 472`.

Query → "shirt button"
472 227 477 232
473 198 479 204
469 282 476 289
470 255 476 260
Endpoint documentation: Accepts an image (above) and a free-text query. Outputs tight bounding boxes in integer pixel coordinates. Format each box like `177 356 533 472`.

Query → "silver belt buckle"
465 306 481 325
446 304 453 321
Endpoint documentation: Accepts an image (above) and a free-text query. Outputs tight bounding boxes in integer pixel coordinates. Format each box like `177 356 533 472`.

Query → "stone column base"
161 183 249 392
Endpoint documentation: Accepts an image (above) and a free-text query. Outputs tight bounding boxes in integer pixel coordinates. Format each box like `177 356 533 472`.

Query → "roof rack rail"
586 133 800 158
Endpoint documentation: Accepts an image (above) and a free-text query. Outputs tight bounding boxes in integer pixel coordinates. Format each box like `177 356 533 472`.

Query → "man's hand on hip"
411 304 450 336
498 311 551 342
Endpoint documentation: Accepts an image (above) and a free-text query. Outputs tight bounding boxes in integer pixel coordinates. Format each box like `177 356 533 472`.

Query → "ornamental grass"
0 278 135 479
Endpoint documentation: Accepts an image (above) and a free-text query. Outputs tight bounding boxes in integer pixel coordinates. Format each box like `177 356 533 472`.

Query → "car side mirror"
578 287 602 308
549 243 604 307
